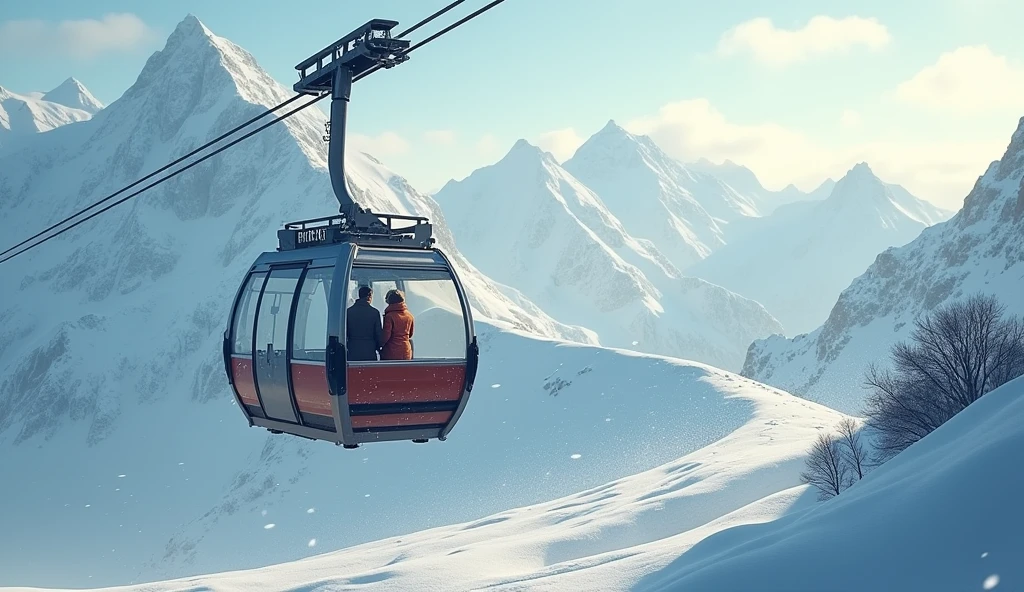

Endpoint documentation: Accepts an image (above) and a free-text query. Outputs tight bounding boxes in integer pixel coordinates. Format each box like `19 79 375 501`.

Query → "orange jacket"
381 302 414 360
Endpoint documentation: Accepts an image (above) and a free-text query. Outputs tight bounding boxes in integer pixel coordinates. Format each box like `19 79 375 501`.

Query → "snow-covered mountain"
689 157 835 214
561 121 738 270
17 374 1024 592
688 162 954 336
41 77 105 114
434 139 784 371
743 120 1024 414
0 78 102 150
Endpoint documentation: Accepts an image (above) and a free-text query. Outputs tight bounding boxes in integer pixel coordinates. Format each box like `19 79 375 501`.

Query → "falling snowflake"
307 508 315 514
118 474 126 478
570 453 582 460
264 523 275 530
491 384 501 388
308 539 317 548
984 575 1000 590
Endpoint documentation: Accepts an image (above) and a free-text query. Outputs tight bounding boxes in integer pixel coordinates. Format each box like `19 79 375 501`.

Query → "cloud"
423 130 457 146
839 109 863 129
475 133 501 154
716 16 890 66
534 128 586 162
350 131 410 157
893 45 1024 113
0 13 159 59
625 98 1004 210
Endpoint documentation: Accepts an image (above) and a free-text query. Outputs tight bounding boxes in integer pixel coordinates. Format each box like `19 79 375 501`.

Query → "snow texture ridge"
688 161 953 336
434 137 784 372
743 117 1024 414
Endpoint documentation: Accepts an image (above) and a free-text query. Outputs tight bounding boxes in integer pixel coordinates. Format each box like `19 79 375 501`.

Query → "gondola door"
253 266 304 424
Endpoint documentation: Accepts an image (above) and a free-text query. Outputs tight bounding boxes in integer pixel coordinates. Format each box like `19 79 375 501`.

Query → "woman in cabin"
380 289 415 361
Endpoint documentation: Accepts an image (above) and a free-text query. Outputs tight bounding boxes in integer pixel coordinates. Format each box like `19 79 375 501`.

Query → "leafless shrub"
837 417 867 480
864 294 1024 460
800 431 849 500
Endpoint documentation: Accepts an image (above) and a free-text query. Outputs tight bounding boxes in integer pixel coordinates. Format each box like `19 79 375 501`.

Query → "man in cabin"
346 285 383 361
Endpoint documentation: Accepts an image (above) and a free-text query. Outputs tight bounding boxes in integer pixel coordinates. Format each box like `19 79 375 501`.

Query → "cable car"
222 19 479 447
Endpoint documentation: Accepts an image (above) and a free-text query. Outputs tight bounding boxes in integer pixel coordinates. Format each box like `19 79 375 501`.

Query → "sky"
2 0 1024 210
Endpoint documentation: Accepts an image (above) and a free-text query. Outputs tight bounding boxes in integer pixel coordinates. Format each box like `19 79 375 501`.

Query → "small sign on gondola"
296 227 329 246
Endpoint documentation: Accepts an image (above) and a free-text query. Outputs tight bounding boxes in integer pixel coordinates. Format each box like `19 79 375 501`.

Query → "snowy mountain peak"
500 138 557 168
573 118 665 168
170 13 215 44
41 77 103 114
826 162 887 204
595 118 629 137
846 161 876 180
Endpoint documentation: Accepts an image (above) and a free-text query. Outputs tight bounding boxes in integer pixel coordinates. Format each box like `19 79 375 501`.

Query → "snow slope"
11 367 1022 592
0 79 101 150
629 373 1024 592
688 162 953 335
0 351 849 590
434 139 784 372
744 119 1024 414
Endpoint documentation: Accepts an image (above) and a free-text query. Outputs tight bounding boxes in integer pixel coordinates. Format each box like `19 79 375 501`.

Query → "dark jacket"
346 299 382 361
381 302 415 361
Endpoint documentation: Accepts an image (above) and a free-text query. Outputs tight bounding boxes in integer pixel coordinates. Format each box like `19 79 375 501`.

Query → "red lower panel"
291 363 332 416
231 357 259 406
351 411 454 429
348 364 466 405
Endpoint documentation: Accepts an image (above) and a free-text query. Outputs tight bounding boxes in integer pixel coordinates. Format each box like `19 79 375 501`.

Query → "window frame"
345 263 472 366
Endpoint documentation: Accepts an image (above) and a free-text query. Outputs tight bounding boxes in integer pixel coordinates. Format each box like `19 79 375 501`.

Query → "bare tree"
800 431 849 500
864 294 1024 459
837 417 867 480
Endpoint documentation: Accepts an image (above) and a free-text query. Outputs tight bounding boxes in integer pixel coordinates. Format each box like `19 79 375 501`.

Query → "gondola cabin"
223 213 479 448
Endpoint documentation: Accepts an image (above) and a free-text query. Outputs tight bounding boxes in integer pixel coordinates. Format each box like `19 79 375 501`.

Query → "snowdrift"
633 374 1024 592
11 372 1021 592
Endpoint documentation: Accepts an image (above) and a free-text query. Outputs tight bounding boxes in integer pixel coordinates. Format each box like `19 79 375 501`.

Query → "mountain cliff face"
0 78 102 151
434 139 784 371
687 163 952 335
743 120 1024 413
